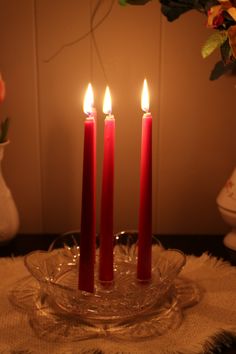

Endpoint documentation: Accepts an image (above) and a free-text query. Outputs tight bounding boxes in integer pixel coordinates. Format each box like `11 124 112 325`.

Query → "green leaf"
0 117 10 143
220 39 231 63
119 0 127 5
160 0 211 21
201 32 228 59
210 61 226 80
161 5 192 21
209 60 236 80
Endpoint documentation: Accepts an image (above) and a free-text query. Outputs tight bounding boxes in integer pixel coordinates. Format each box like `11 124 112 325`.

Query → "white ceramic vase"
217 167 236 252
0 141 19 243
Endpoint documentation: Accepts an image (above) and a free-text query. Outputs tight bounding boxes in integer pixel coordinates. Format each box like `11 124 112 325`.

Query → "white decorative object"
0 141 19 243
217 167 236 252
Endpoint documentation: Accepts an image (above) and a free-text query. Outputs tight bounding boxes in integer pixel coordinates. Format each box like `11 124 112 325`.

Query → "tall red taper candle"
79 83 96 293
99 86 115 282
137 79 152 281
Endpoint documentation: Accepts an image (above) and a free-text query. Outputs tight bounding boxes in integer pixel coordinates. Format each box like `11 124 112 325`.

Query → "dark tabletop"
0 233 235 354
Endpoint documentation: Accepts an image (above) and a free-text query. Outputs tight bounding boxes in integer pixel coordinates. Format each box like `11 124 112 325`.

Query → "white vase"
217 167 236 253
0 141 19 243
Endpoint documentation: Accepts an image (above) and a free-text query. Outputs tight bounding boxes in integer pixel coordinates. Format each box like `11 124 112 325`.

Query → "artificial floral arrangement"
0 74 9 143
119 0 236 80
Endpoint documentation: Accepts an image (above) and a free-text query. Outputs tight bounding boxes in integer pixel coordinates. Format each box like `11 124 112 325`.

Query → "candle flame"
141 79 149 113
103 86 112 115
83 83 94 115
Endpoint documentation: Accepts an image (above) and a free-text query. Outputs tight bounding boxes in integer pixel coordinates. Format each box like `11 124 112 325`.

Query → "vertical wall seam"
154 5 163 234
32 0 44 233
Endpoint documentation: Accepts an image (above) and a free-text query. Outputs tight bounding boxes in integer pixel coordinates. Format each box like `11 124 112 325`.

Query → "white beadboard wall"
0 0 235 235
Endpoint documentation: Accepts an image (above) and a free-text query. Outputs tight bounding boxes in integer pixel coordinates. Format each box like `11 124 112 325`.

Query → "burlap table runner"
0 252 235 354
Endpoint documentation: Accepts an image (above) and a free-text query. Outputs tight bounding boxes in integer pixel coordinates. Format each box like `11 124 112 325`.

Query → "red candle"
79 83 96 293
99 86 115 282
137 79 152 281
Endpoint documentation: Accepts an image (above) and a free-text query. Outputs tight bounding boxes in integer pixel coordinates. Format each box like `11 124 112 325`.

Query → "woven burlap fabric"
0 252 235 354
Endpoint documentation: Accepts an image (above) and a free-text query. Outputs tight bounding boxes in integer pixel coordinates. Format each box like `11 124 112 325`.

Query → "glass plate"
11 231 202 341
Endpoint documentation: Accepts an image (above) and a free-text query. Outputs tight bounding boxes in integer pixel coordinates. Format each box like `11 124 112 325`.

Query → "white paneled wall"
0 0 235 235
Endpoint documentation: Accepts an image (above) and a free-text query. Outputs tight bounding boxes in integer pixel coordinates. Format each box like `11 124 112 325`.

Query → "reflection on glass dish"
11 231 201 341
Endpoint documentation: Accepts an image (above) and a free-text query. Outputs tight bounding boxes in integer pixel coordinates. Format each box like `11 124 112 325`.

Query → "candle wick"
87 112 94 119
106 113 114 119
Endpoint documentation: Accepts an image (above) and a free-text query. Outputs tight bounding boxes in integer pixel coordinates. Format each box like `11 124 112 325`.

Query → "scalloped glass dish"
19 231 201 341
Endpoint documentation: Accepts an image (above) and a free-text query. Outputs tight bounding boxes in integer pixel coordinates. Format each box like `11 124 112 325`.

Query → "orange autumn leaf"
217 0 236 20
227 6 236 20
208 0 236 28
207 5 222 28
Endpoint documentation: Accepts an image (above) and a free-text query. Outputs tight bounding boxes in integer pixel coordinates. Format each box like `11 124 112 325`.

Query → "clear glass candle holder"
12 231 201 342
